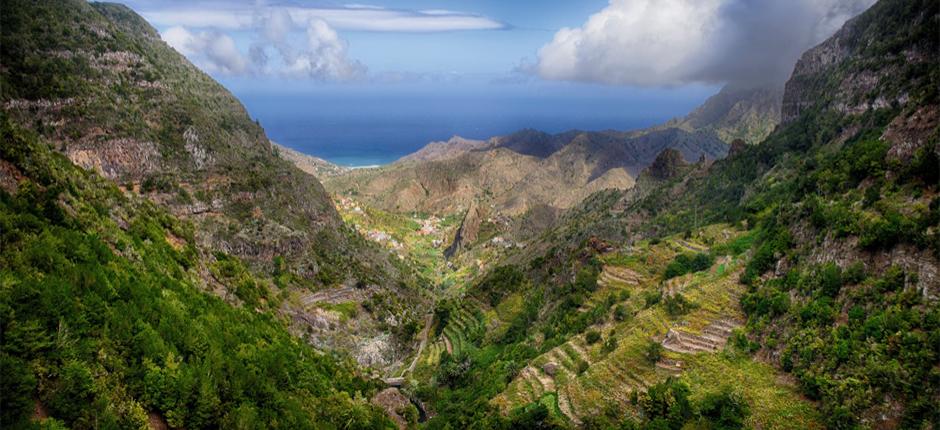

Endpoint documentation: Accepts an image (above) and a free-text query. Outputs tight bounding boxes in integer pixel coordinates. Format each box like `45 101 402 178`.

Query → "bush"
613 304 629 322
698 388 750 430
645 340 663 364
644 290 663 308
603 336 618 353
663 293 697 316
585 330 601 344
664 252 715 279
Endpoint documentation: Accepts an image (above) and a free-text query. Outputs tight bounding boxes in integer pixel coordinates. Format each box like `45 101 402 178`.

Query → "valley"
1 0 938 429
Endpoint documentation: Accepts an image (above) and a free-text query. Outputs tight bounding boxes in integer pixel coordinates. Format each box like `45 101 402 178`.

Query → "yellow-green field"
489 225 821 428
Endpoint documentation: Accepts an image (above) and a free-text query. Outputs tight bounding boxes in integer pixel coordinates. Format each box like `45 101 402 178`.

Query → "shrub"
643 291 662 308
697 388 750 430
664 252 714 279
645 340 663 364
586 330 601 344
603 336 618 353
663 293 696 316
613 304 629 322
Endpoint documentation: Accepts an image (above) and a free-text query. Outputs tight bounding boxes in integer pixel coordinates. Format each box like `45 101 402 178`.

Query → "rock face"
445 200 485 258
727 139 748 157
370 388 414 430
647 148 688 180
782 0 937 123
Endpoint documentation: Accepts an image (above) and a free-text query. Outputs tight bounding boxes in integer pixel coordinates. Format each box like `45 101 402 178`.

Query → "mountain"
273 142 350 178
434 0 938 427
323 128 727 216
316 80 781 223
0 112 397 429
0 0 428 371
3 0 937 428
663 82 784 144
313 85 772 266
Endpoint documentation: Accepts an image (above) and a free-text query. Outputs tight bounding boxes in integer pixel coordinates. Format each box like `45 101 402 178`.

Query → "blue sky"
119 0 874 165
125 1 611 78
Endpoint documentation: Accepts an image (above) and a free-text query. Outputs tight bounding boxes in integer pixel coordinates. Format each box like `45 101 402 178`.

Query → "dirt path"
402 313 434 376
443 335 453 355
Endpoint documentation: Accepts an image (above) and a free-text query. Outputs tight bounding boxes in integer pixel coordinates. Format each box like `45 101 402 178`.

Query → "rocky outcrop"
445 200 485 258
646 148 687 180
371 388 414 429
727 139 747 157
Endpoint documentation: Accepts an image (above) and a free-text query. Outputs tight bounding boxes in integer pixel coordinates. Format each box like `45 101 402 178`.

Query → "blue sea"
231 83 717 167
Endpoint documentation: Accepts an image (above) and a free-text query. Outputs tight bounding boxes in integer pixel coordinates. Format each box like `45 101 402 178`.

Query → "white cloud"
162 26 250 75
161 9 365 80
282 20 366 80
536 0 876 87
144 5 505 33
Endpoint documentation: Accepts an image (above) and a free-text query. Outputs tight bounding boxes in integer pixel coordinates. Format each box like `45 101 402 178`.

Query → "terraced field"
416 303 487 363
493 226 820 428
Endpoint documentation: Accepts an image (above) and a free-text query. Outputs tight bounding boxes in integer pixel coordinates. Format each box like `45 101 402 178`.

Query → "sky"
121 0 876 165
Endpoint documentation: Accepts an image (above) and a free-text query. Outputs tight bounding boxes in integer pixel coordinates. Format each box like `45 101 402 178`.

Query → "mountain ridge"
0 0 428 371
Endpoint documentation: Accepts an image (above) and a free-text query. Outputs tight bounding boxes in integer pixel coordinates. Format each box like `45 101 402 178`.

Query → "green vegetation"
583 378 750 430
0 117 393 429
1 0 937 428
663 253 714 280
744 262 939 428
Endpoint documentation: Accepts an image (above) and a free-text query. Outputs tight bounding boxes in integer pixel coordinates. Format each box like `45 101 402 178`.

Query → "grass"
316 301 360 321
681 352 823 429
491 224 820 426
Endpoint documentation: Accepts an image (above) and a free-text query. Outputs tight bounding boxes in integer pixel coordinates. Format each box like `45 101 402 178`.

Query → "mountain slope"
324 127 726 217
0 114 395 429
402 0 938 428
0 0 427 369
2 0 337 277
317 81 779 222
664 83 784 145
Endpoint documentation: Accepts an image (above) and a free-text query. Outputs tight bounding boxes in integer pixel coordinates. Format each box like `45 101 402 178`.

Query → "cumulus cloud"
162 26 250 75
161 8 365 80
536 0 876 87
281 20 366 80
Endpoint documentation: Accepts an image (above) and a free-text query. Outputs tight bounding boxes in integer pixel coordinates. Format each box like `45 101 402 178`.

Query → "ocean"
233 86 713 167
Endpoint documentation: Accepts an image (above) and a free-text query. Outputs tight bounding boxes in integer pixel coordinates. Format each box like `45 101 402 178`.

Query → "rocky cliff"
782 0 938 123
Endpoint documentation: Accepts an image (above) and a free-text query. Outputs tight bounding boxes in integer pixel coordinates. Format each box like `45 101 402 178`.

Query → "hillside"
323 127 728 217
318 80 782 224
273 142 350 179
0 113 397 428
390 0 938 428
313 83 776 269
0 0 428 370
663 83 784 145
2 0 937 428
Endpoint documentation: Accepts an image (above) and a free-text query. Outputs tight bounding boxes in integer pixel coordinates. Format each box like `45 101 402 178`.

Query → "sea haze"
229 82 719 167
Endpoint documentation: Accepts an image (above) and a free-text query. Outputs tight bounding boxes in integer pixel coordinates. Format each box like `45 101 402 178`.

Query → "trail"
402 313 434 376
443 335 453 355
